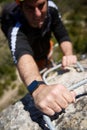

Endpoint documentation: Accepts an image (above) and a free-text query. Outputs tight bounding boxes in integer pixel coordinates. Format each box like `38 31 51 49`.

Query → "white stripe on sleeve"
11 22 21 64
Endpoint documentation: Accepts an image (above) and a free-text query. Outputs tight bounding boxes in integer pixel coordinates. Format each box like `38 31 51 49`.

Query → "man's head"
16 0 48 28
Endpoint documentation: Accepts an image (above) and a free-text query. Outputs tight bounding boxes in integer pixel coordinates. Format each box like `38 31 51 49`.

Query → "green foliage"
0 41 17 97
11 83 16 89
74 36 87 54
0 53 17 80
0 84 4 97
0 0 13 3
18 84 28 96
65 5 87 55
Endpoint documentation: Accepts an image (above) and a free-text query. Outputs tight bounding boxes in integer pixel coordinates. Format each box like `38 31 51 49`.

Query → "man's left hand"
62 55 77 69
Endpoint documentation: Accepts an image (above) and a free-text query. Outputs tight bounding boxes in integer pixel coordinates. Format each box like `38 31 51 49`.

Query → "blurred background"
0 0 87 111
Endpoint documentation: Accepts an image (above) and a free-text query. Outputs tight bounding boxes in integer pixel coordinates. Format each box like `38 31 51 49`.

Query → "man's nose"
35 7 41 17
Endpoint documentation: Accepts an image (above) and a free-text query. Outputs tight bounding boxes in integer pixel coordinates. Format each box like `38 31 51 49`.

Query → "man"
1 0 77 116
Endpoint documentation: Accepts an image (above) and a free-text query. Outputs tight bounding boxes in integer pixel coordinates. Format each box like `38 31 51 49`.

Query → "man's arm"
60 41 73 56
50 3 77 67
17 54 42 86
17 54 76 116
60 41 77 68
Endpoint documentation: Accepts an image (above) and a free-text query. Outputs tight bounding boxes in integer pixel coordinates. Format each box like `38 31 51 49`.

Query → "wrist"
27 80 45 96
32 83 46 98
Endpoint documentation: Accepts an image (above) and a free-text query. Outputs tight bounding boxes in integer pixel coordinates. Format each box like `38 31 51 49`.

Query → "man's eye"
38 3 44 10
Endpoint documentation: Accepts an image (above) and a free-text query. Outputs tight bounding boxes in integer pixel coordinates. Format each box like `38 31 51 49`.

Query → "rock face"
55 96 87 130
0 94 87 130
0 59 87 130
0 95 48 130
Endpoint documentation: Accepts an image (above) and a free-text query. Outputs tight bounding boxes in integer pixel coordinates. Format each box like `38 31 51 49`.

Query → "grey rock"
55 96 87 130
0 100 42 130
0 59 87 130
0 94 87 130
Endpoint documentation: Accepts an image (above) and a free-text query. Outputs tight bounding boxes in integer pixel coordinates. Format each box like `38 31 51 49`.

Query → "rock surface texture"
0 59 87 130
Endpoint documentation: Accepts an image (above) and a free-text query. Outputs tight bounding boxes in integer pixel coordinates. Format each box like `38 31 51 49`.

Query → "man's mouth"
33 18 44 24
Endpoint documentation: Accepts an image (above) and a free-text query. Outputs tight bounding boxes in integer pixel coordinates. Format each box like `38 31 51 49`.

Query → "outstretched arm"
17 54 76 116
17 54 42 86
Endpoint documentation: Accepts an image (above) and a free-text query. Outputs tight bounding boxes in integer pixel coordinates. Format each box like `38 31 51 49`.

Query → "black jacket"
1 0 70 64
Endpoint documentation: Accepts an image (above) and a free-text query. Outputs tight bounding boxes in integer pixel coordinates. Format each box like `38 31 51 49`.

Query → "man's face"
22 0 48 28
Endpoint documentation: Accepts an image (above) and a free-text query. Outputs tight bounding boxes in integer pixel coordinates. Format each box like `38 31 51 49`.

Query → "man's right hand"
32 84 76 116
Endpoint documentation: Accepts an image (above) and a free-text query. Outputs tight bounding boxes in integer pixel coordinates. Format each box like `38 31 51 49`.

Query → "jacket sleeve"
1 3 34 64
